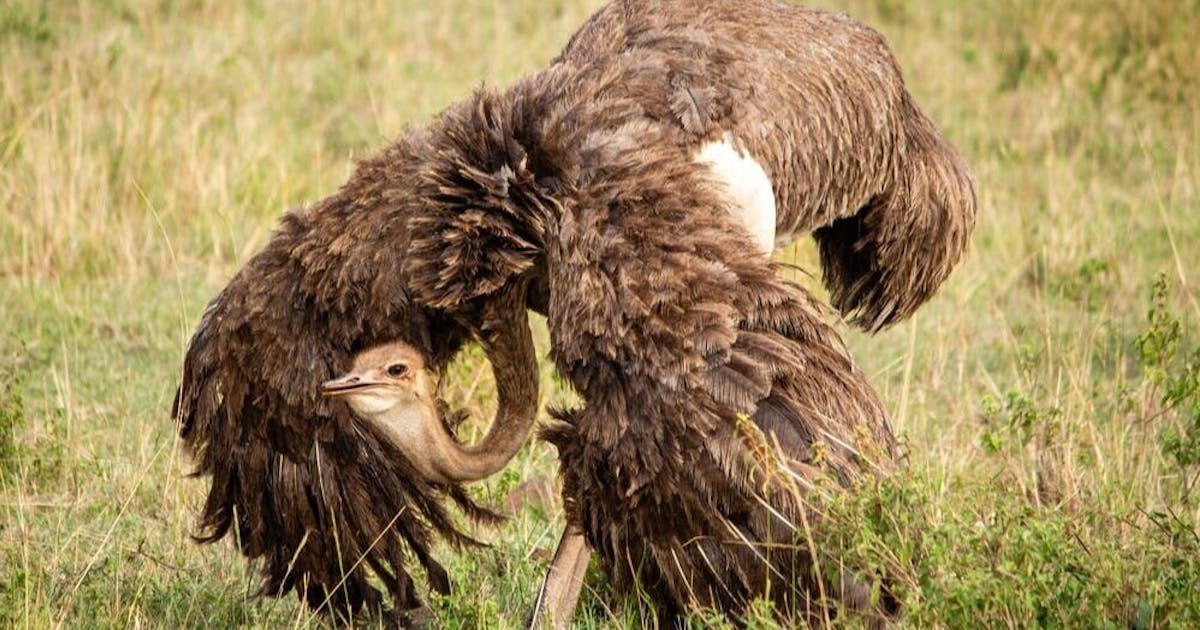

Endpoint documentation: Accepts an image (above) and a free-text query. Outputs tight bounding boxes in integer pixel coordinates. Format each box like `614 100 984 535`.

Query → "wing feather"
174 140 499 616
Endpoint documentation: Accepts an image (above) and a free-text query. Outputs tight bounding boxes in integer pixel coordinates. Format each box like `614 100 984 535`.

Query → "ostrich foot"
527 522 591 629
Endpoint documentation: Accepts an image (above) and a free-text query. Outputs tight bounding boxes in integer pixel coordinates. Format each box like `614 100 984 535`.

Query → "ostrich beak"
321 372 382 396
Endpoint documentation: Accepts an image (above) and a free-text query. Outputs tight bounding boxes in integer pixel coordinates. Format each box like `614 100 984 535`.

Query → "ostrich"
175 0 975 619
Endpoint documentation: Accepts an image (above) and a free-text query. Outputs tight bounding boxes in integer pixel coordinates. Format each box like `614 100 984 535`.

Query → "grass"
1 0 1198 627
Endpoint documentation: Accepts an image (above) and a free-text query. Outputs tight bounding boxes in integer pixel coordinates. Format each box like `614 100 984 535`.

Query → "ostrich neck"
376 399 524 485
444 292 540 482
381 287 538 485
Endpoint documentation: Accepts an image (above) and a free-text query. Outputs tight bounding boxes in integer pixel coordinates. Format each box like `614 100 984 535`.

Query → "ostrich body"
403 0 973 622
406 0 976 330
543 197 899 625
549 0 978 332
176 0 974 619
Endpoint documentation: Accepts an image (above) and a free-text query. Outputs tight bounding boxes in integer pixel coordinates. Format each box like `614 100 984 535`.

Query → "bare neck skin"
368 377 530 485
356 379 495 484
322 289 537 484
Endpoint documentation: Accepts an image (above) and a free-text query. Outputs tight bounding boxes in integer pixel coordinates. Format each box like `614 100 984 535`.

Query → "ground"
1 0 1198 627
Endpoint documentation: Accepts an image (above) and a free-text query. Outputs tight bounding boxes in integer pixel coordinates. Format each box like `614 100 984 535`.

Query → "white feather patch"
695 136 776 254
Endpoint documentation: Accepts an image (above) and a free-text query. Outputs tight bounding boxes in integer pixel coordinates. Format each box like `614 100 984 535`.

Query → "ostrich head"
322 338 535 485
322 341 435 419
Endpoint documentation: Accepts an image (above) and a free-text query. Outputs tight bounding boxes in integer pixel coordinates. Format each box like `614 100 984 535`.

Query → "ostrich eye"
386 363 409 378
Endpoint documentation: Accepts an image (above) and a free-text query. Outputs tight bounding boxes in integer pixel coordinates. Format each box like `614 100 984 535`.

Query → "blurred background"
1 0 1197 626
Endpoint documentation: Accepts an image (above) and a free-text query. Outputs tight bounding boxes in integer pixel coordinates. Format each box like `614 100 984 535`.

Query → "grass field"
2 0 1199 627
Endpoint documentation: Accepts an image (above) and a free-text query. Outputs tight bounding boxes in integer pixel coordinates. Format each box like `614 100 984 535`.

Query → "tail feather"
816 96 977 332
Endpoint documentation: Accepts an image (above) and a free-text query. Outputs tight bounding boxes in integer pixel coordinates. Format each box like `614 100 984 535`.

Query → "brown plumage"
175 0 973 620
173 147 540 616
542 193 899 624
408 0 977 332
402 0 973 622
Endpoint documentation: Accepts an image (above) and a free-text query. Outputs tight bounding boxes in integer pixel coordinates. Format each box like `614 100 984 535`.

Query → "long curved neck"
403 282 535 484
421 285 539 484
426 384 531 484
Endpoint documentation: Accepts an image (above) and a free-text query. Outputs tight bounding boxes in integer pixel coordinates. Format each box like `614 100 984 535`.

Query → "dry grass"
1 0 1198 627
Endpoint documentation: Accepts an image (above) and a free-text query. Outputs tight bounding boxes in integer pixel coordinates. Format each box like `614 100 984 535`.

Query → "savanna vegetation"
1 0 1197 627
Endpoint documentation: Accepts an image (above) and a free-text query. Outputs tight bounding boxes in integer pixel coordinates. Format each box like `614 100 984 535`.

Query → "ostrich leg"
528 523 591 629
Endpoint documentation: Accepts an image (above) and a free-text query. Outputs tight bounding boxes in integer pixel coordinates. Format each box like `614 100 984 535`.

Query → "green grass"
2 0 1198 627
